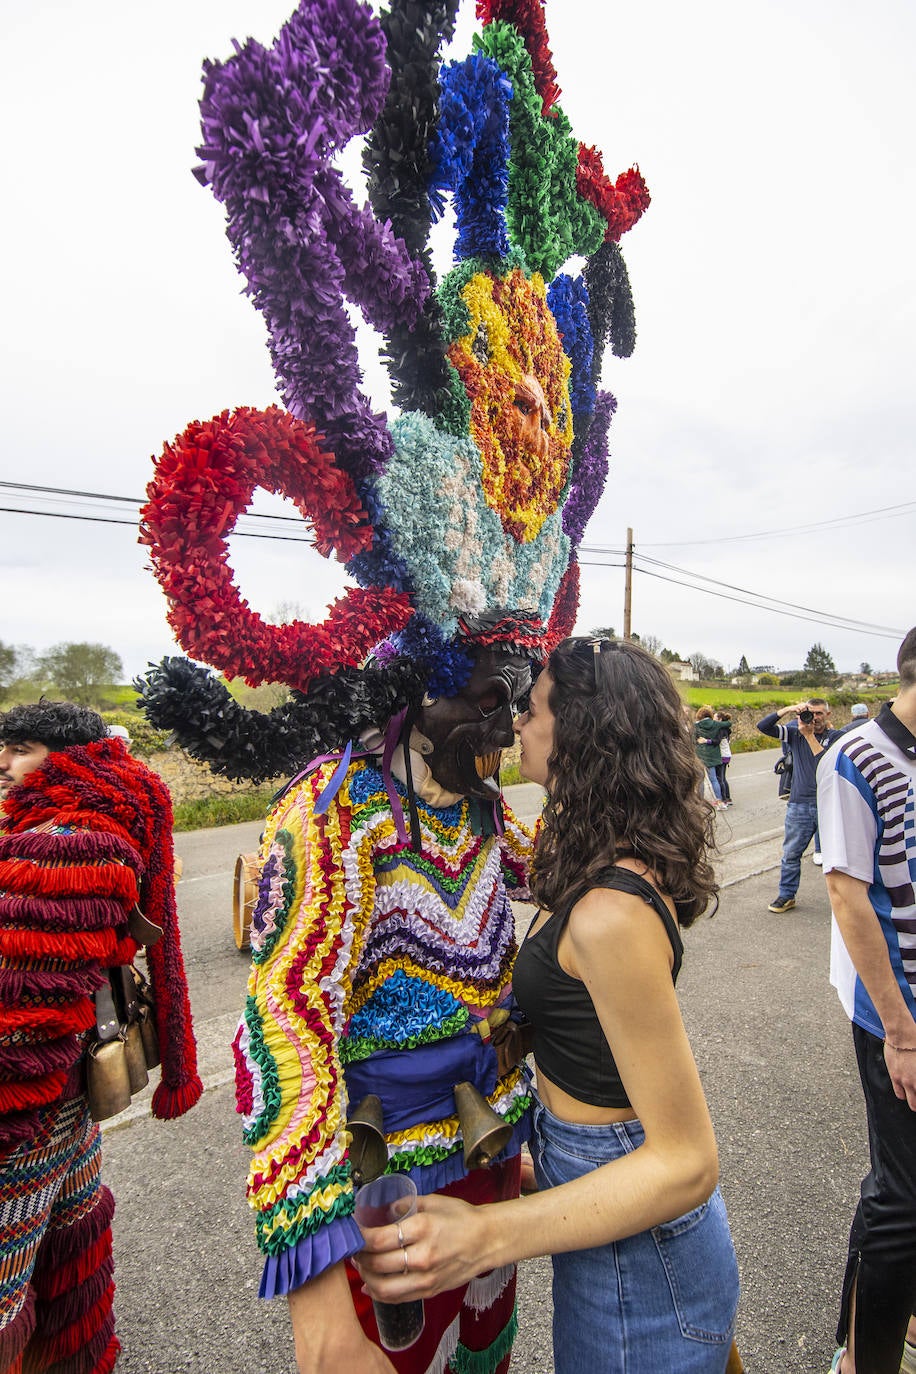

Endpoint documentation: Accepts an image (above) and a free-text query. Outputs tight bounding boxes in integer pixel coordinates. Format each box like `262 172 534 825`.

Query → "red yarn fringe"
0 1288 35 1370
151 1073 204 1120
0 1069 67 1114
35 1188 114 1274
0 857 138 904
0 999 95 1036
34 1280 114 1363
0 927 120 961
35 1228 113 1301
34 1258 114 1339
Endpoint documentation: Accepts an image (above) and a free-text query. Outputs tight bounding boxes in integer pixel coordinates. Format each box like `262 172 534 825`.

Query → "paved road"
103 751 861 1372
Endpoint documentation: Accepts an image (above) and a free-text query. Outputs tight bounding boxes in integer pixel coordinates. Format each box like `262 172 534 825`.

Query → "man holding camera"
757 698 842 912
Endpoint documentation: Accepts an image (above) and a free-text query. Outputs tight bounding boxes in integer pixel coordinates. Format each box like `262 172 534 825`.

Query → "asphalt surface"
102 753 863 1372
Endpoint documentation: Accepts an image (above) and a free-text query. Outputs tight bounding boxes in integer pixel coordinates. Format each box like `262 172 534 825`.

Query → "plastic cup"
354 1175 425 1351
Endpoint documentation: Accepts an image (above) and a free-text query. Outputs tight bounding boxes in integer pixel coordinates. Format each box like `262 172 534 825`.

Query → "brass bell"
124 1022 150 1094
454 1081 512 1170
86 1037 132 1122
347 1094 388 1185
138 1005 160 1071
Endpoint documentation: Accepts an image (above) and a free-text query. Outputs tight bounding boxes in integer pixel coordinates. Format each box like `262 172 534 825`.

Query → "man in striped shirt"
818 627 916 1374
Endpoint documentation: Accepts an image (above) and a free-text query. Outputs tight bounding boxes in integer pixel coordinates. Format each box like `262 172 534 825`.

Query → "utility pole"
623 527 633 639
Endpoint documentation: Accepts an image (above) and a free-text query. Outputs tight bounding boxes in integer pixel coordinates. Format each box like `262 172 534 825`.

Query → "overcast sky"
3 0 914 681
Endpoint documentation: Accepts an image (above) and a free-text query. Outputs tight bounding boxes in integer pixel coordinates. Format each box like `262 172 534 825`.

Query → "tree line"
589 631 872 687
0 633 873 713
0 641 124 708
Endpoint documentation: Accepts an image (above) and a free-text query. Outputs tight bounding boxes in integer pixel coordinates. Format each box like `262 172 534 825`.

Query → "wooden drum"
233 853 259 951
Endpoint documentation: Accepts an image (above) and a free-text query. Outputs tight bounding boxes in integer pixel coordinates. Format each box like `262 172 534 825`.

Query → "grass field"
172 789 279 832
682 685 890 710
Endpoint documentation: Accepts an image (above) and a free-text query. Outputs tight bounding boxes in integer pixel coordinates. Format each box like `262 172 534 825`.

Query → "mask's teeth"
474 751 501 779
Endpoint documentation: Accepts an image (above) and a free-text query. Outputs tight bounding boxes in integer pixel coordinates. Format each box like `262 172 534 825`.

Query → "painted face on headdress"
416 647 531 801
447 268 573 544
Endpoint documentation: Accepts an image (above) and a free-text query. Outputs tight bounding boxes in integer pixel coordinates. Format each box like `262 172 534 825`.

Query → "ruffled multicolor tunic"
233 759 535 1296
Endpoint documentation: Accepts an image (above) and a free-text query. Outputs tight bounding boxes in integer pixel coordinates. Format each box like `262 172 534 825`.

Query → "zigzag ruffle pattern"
236 759 534 1263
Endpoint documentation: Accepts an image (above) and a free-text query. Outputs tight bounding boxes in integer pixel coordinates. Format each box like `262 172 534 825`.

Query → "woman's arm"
357 887 719 1299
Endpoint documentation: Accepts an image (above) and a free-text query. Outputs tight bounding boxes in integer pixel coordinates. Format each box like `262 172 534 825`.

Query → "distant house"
665 659 698 682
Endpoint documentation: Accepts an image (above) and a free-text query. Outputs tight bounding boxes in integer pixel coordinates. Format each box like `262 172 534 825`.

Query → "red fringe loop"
0 857 138 904
0 1000 95 1036
35 1228 114 1302
151 1072 204 1120
35 1187 115 1275
0 1069 67 1113
31 1279 115 1363
0 927 121 961
33 1258 114 1340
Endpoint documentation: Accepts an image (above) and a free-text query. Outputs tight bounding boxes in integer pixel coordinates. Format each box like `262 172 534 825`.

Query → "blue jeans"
778 800 819 899
530 1101 739 1373
705 766 723 802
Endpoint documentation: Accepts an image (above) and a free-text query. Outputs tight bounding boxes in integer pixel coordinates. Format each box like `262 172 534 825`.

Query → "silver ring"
402 1246 410 1275
397 1224 405 1248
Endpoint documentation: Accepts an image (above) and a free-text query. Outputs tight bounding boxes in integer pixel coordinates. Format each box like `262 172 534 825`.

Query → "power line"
632 553 903 635
0 507 318 543
7 479 913 553
0 480 309 526
621 564 902 640
0 484 905 639
634 500 916 549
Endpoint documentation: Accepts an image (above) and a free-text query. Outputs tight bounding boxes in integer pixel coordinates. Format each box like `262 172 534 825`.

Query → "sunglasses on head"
582 637 619 690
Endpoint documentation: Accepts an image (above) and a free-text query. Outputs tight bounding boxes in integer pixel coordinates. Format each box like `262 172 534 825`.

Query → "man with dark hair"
757 697 843 912
0 702 202 1372
0 701 106 799
819 629 916 1374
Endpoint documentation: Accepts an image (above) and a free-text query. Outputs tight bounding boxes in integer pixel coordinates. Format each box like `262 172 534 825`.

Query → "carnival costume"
135 1 649 1369
0 739 201 1374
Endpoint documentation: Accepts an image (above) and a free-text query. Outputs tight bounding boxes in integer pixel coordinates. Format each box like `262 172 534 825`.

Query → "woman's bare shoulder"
565 877 675 969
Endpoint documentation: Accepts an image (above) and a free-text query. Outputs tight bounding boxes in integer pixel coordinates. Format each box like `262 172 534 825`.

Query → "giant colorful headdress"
138 0 648 779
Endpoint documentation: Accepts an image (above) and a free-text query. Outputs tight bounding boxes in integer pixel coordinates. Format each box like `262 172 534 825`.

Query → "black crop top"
512 867 684 1109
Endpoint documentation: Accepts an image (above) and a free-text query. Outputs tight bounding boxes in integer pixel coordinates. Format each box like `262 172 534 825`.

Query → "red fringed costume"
0 738 201 1373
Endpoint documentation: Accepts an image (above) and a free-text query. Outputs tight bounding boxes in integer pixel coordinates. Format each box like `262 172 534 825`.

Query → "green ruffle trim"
396 847 478 894
340 1006 470 1064
241 995 282 1146
388 1139 462 1170
476 22 603 280
256 1163 355 1255
387 1090 531 1172
251 828 298 966
451 1304 518 1374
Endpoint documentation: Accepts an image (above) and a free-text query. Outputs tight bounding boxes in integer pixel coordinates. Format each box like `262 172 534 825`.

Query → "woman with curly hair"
357 637 740 1373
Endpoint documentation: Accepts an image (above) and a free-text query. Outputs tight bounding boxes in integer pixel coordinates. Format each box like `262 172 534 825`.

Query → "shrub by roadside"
172 789 278 833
